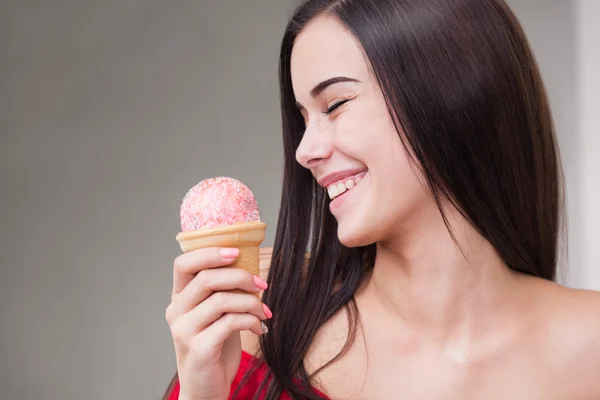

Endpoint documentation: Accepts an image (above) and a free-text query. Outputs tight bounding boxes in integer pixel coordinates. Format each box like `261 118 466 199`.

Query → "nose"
295 122 334 169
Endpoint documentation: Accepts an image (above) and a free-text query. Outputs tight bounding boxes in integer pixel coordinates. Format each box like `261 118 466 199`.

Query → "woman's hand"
165 247 271 400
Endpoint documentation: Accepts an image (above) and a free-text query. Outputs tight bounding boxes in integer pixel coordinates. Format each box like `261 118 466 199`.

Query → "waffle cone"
176 222 267 294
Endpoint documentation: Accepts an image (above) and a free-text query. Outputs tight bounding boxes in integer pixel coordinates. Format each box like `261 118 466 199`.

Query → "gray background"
0 1 583 399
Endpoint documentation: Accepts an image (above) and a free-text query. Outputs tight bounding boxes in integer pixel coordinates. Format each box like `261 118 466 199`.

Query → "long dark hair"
164 0 563 398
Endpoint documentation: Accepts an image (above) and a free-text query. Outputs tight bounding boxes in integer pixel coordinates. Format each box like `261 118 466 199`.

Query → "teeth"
327 174 364 200
328 185 339 199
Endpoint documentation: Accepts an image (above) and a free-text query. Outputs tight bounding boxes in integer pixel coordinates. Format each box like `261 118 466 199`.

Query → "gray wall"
1 1 295 399
0 1 579 399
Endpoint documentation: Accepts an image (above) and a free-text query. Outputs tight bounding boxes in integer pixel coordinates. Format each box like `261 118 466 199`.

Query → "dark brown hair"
164 0 563 398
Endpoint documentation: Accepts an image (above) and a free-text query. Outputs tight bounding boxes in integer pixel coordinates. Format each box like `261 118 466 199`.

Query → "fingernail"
263 303 273 319
253 276 268 290
220 248 239 258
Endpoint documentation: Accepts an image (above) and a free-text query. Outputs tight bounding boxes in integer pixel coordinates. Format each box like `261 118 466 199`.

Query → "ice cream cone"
176 221 267 293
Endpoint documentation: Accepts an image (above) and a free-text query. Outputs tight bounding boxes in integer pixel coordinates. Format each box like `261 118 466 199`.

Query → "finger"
179 291 270 335
172 247 239 294
173 268 267 315
195 313 265 355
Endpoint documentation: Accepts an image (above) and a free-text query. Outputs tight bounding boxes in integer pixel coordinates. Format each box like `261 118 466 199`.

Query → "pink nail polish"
263 304 273 319
220 248 239 258
253 276 268 290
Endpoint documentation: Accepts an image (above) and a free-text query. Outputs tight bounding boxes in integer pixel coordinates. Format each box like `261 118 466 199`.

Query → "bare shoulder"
536 280 600 344
529 278 600 394
240 247 273 356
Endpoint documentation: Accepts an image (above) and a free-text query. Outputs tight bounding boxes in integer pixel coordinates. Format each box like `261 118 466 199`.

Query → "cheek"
335 99 399 157
368 118 408 175
334 113 371 152
368 130 429 225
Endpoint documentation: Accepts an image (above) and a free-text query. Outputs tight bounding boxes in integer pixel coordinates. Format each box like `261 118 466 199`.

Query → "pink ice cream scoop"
180 177 261 232
176 177 266 287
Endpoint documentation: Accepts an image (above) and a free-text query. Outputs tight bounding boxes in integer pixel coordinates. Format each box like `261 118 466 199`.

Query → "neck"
359 204 526 347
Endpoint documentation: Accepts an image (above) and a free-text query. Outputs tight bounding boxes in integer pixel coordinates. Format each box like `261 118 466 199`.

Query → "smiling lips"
326 172 367 200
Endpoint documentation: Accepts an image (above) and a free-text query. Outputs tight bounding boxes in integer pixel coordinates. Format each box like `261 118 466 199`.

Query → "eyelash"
323 99 350 115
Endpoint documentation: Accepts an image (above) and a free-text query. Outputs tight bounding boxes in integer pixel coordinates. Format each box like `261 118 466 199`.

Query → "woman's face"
291 16 431 247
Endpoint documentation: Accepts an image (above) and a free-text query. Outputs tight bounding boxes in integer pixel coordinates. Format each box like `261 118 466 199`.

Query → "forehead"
290 16 369 97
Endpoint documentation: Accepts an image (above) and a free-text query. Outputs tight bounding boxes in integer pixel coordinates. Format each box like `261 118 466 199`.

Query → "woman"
164 0 600 399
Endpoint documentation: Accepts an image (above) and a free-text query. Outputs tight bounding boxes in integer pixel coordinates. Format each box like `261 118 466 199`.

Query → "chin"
336 220 378 248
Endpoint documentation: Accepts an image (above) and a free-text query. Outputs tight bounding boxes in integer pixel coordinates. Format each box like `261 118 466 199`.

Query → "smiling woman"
164 1 600 399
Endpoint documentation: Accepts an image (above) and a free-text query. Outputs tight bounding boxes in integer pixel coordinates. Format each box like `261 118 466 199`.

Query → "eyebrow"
295 76 360 110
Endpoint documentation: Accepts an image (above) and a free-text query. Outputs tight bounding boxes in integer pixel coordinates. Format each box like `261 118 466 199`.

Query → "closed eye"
323 99 351 115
